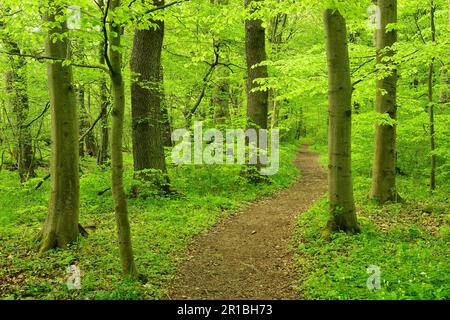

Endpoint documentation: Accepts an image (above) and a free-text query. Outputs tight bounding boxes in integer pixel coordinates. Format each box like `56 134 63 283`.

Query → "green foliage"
0 142 300 299
295 176 450 300
0 0 448 301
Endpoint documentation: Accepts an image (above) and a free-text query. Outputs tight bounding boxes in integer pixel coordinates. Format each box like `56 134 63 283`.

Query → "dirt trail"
169 144 327 300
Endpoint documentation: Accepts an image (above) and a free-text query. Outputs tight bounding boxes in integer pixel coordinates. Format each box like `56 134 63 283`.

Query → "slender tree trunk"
78 85 87 157
97 77 110 165
230 87 240 116
97 0 109 166
130 0 169 192
1 29 36 182
370 0 399 204
212 77 230 125
245 0 268 131
428 0 436 191
97 17 110 166
441 1 450 103
270 92 279 128
40 2 80 253
84 86 98 157
324 9 360 234
159 65 172 147
109 0 137 276
210 1 231 125
268 9 286 129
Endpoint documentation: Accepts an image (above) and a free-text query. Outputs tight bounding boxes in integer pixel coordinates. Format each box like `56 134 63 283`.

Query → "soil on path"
169 144 327 300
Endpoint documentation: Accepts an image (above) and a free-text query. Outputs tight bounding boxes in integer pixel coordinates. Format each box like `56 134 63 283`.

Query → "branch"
102 0 114 75
185 44 220 121
0 50 109 72
351 58 375 76
22 102 50 129
35 173 50 190
352 69 377 87
413 13 426 44
79 102 110 142
129 0 190 25
218 62 245 71
0 150 5 173
146 0 190 13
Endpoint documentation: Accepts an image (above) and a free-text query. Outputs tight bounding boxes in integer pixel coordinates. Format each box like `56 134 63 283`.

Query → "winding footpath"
170 144 327 299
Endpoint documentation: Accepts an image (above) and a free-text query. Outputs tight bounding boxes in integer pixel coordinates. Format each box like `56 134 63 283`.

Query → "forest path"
169 144 327 299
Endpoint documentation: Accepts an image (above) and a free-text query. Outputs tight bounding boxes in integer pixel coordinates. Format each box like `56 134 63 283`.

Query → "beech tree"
106 0 137 276
0 17 35 182
244 0 269 178
370 0 400 204
324 8 359 234
428 0 436 191
210 0 231 125
97 0 110 166
40 1 80 252
130 0 170 193
245 0 268 132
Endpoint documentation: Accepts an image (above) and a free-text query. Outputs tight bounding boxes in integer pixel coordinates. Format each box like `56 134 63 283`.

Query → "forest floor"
169 144 327 299
0 142 447 299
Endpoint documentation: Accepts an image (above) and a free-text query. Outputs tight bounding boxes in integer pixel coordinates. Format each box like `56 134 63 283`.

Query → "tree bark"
78 85 87 156
244 0 268 179
1 25 36 182
40 2 80 253
428 0 436 191
212 73 230 125
97 13 110 166
159 65 173 147
245 0 268 131
370 0 399 204
84 87 98 157
324 9 360 234
109 0 137 277
130 0 169 191
268 8 286 129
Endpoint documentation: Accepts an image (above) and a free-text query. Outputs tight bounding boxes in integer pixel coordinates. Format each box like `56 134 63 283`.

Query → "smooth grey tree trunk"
428 0 436 191
109 0 137 277
324 8 359 234
40 2 80 253
370 0 400 204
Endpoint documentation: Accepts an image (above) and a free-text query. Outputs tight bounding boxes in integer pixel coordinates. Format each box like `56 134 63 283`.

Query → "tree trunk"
1 28 36 182
370 0 399 204
78 85 87 157
212 76 230 125
84 87 98 157
130 0 169 192
324 9 359 234
160 65 173 147
244 0 268 179
109 0 137 277
270 91 279 128
245 0 268 131
428 0 436 191
97 18 110 166
440 0 450 103
268 8 286 129
40 2 80 253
